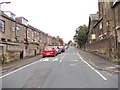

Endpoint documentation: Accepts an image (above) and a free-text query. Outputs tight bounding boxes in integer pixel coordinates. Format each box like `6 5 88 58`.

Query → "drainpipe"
15 21 18 42
107 20 112 59
113 6 118 50
26 26 28 44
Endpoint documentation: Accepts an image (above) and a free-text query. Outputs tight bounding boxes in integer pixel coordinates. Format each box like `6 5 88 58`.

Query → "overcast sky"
1 0 98 43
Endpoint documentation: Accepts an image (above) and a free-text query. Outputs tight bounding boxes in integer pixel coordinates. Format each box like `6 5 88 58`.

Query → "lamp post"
0 2 11 17
0 2 11 10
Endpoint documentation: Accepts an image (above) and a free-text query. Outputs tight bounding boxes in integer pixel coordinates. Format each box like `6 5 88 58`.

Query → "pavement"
1 47 118 88
1 47 120 75
78 50 120 74
1 55 42 75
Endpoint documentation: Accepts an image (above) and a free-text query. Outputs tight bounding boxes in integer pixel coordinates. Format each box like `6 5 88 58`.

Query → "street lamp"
0 2 11 4
0 2 11 10
0 2 11 17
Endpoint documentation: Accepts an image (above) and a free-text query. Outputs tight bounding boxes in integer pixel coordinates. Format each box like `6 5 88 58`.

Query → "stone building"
86 0 120 59
47 35 52 46
112 0 120 48
51 36 60 46
0 10 59 63
0 11 24 62
57 36 64 45
87 14 99 44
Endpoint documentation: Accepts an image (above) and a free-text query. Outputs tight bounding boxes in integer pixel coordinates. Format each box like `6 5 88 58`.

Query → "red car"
42 47 57 58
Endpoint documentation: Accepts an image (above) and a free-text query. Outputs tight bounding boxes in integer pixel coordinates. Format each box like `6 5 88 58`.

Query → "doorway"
20 51 24 59
34 50 37 56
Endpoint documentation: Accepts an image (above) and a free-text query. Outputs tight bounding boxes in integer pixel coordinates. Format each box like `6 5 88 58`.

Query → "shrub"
31 42 39 45
112 50 120 63
2 54 7 64
116 50 120 59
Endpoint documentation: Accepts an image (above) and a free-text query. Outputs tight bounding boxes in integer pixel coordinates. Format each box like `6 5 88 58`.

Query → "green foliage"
74 25 88 47
52 43 59 46
116 50 120 59
68 40 73 45
31 42 39 45
3 58 20 65
37 47 40 49
37 53 41 55
112 50 120 63
10 58 20 62
2 54 7 64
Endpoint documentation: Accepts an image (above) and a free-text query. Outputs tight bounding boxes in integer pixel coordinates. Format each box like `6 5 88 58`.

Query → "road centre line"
0 58 47 79
77 52 107 81
59 53 66 62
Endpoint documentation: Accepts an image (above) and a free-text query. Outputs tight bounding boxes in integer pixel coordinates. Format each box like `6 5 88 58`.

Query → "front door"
20 51 23 59
34 50 37 56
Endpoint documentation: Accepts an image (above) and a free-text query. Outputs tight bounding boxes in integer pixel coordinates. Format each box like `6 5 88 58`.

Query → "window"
0 46 3 54
99 23 103 30
11 14 15 19
11 26 15 32
99 23 104 35
34 32 36 38
0 20 5 32
32 31 34 38
16 26 20 30
1 38 6 41
27 30 29 39
39 33 42 42
16 26 20 37
22 18 28 26
44 48 52 51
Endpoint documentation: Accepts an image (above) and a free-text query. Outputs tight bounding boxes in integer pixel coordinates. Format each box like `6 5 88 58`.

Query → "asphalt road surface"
1 47 118 88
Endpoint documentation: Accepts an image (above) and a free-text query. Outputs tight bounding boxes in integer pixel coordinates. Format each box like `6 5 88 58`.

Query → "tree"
73 25 88 47
68 40 73 45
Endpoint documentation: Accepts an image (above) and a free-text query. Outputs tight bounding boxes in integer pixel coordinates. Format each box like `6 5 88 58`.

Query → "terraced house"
0 11 59 63
86 0 120 60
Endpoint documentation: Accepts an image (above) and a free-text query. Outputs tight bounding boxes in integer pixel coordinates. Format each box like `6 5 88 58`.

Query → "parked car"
58 46 65 52
42 47 57 58
53 46 62 54
65 46 69 49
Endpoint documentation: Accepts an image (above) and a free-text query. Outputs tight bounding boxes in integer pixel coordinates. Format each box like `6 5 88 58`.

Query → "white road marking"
77 52 107 81
59 53 66 62
53 58 58 61
64 60 79 62
42 58 49 62
0 58 47 79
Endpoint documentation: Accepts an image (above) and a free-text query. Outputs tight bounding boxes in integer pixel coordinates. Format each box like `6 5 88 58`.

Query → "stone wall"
0 43 42 63
85 2 120 60
84 36 116 60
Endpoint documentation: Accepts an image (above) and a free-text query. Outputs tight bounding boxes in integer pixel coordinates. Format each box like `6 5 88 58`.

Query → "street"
1 47 118 88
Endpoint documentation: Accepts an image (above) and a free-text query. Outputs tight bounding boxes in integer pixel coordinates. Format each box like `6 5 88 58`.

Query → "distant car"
42 47 57 57
53 46 62 54
65 46 69 49
58 46 65 52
